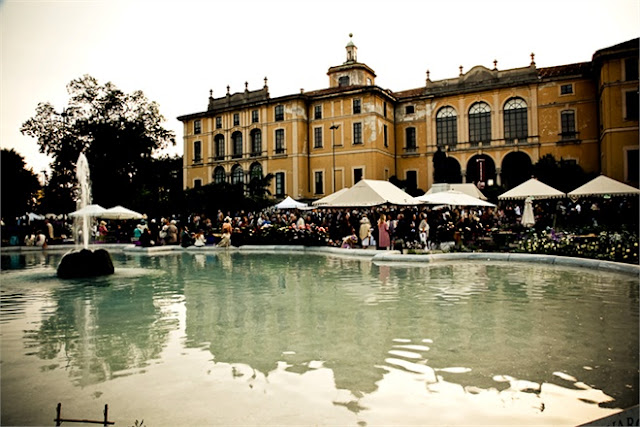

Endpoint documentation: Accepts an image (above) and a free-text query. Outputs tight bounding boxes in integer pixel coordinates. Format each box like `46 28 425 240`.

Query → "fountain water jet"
57 153 114 279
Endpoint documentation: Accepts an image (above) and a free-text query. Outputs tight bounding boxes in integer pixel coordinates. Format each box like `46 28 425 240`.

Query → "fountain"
56 153 114 279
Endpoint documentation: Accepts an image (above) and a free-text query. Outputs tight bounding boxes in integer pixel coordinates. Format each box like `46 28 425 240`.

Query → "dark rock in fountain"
57 248 115 279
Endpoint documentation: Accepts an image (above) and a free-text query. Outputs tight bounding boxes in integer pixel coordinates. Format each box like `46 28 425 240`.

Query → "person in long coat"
378 214 390 250
359 216 371 246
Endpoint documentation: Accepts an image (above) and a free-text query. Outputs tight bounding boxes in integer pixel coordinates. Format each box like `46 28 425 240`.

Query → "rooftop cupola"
345 33 357 63
327 34 376 88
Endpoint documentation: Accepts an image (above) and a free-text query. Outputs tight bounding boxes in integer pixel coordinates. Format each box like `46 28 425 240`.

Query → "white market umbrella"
101 205 144 220
498 178 565 200
521 196 535 227
274 196 308 209
320 179 421 207
568 175 640 198
416 190 495 207
312 187 350 206
69 204 106 218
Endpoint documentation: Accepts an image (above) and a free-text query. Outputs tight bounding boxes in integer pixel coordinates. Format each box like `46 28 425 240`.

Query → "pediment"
463 66 496 83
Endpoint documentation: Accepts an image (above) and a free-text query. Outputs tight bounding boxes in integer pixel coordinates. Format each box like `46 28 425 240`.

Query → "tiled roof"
538 62 592 79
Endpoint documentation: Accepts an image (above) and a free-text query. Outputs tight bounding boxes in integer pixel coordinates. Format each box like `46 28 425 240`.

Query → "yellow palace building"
178 37 638 200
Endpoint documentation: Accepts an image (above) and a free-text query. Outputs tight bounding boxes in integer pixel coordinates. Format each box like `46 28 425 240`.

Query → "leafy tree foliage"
20 75 175 213
184 174 274 216
533 154 594 193
1 149 41 221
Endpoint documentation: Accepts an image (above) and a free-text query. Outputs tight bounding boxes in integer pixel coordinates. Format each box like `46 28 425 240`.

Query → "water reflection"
1 251 638 425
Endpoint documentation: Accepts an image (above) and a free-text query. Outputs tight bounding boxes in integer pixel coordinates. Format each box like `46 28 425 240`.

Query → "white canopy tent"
311 187 350 206
498 178 565 200
416 190 495 207
426 183 488 200
568 175 640 198
101 205 144 220
318 179 421 207
274 196 308 210
69 204 107 218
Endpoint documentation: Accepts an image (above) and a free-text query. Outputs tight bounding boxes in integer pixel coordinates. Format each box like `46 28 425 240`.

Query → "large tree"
1 149 41 221
21 75 175 212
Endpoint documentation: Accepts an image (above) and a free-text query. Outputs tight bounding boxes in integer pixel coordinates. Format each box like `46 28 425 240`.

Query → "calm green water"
1 251 638 426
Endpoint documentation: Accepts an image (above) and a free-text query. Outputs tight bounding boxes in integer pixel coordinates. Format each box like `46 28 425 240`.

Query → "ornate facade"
178 37 639 199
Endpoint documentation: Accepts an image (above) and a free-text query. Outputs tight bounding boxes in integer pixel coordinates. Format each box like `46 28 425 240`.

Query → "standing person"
166 220 179 245
218 217 233 247
359 216 371 247
419 213 430 249
98 221 109 242
394 213 409 254
378 214 390 250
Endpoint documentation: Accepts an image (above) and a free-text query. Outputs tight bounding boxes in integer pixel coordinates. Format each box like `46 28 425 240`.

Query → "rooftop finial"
530 52 536 66
493 59 498 70
264 76 268 88
245 81 249 91
226 85 230 95
345 33 357 63
209 89 213 97
459 65 463 76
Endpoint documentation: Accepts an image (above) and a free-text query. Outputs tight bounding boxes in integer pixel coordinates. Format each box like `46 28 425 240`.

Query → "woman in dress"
378 213 390 250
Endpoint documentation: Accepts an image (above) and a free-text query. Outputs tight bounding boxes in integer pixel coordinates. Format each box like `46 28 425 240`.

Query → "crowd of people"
2 196 637 256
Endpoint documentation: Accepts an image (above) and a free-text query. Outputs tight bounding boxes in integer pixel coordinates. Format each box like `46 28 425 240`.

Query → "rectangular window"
314 171 324 195
252 110 259 123
194 140 202 163
275 105 284 121
384 124 388 147
383 102 387 118
314 127 323 148
233 113 240 126
275 129 285 153
353 122 362 145
353 99 361 114
314 105 322 120
194 120 202 134
560 84 573 95
625 57 638 82
353 168 363 184
625 90 639 120
194 179 202 188
561 110 577 140
216 117 222 129
405 127 416 151
275 172 285 197
405 105 415 114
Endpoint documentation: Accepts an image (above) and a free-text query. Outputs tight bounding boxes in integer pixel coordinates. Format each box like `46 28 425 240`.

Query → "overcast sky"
1 0 638 178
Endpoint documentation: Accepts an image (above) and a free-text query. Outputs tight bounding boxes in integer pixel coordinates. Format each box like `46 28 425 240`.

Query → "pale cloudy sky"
1 0 638 178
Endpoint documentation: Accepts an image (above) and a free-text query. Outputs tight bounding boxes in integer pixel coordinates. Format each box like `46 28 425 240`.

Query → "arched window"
232 131 243 158
250 162 263 180
231 165 244 185
504 97 528 142
213 166 226 184
250 129 262 156
215 134 225 160
469 102 491 146
436 106 457 148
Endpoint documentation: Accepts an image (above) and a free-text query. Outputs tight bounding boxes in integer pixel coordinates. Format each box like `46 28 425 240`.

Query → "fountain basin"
56 248 114 279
